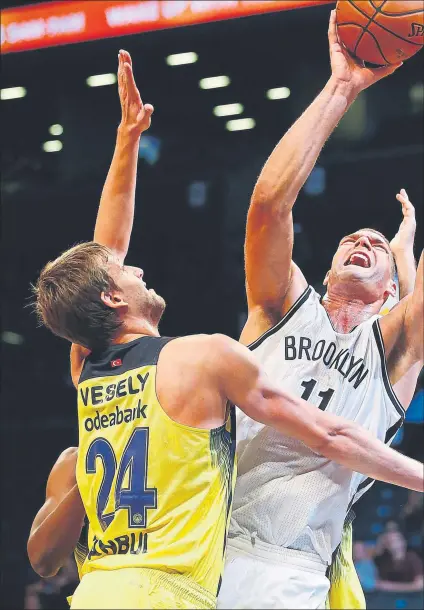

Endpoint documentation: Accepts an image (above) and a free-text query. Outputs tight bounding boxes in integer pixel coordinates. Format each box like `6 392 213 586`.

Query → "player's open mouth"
344 252 371 268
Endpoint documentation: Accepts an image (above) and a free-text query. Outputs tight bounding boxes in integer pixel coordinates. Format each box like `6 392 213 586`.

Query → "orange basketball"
336 1 424 65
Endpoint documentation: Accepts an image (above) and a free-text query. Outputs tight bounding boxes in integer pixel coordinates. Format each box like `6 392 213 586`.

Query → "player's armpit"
28 448 85 578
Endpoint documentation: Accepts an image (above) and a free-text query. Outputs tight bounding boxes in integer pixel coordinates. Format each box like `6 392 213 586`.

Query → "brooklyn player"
33 49 423 610
217 11 423 610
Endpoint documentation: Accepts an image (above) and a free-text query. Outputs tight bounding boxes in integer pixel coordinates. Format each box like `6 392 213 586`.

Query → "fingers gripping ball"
336 1 424 65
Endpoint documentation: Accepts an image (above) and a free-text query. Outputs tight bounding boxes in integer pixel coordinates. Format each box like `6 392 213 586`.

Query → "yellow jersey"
75 336 236 603
74 518 88 580
326 511 366 609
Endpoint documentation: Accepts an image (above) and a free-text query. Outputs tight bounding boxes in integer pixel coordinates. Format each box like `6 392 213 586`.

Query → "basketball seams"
361 28 391 64
380 11 424 17
350 0 390 60
339 22 391 64
380 8 424 17
345 1 423 47
346 0 378 55
369 0 424 17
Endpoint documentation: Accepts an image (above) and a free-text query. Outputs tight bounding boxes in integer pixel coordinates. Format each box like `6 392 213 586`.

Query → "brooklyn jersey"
76 336 236 600
230 286 405 565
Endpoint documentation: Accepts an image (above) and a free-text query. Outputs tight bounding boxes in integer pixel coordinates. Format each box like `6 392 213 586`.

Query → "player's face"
325 230 395 301
385 531 407 559
107 259 166 324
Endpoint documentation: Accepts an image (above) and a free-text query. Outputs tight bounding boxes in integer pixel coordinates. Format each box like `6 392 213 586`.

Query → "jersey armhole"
371 319 405 420
248 286 312 351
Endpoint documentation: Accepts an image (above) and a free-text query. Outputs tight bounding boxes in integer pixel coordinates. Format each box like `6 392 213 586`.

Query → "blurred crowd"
354 491 423 596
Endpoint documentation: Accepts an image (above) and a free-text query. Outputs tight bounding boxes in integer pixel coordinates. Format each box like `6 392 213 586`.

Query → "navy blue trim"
372 320 406 419
248 286 312 351
351 415 404 506
79 336 174 383
217 404 236 597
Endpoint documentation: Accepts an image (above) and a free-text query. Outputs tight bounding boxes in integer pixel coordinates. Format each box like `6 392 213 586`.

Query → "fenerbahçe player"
71 336 236 610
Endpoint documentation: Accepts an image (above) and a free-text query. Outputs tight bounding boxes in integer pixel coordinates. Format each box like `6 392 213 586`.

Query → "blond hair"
33 242 123 349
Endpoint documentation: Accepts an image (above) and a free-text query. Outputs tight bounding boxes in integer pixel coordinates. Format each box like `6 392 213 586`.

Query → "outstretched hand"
390 189 416 255
328 9 402 97
118 49 153 136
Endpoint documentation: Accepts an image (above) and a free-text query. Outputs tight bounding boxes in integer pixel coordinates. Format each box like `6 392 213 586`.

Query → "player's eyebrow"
367 234 390 250
340 233 389 249
340 234 356 244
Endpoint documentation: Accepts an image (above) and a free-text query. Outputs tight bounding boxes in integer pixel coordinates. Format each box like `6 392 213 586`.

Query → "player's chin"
151 290 166 307
340 265 372 281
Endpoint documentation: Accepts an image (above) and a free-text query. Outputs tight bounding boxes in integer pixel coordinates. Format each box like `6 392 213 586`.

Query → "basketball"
336 1 424 65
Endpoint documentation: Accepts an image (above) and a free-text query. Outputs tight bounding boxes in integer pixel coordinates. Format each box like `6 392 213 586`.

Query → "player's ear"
323 271 330 287
101 290 128 309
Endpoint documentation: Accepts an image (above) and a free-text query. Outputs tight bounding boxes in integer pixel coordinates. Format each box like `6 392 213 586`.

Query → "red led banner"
1 0 334 54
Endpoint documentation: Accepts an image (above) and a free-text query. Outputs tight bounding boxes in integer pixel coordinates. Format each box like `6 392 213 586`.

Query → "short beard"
149 292 166 326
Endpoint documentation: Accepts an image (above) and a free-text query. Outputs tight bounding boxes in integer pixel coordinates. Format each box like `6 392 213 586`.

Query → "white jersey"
230 286 405 565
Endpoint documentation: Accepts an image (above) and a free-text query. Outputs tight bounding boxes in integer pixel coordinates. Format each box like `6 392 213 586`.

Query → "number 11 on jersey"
301 378 334 411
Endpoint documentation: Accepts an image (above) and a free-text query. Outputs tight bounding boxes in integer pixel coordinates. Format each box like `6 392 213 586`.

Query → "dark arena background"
1 1 423 609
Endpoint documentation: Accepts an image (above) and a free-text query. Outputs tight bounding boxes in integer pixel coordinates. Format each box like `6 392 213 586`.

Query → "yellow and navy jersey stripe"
74 517 89 580
326 510 366 609
76 336 236 602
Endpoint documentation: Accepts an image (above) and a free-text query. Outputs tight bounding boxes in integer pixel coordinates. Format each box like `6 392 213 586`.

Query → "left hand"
390 189 416 254
118 49 154 136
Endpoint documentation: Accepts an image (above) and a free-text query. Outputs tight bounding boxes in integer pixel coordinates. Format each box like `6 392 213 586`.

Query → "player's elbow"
310 422 352 459
250 185 293 219
27 536 60 578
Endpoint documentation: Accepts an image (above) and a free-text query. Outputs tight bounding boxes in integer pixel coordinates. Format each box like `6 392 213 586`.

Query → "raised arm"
404 249 423 361
380 248 423 399
94 49 153 262
386 189 420 407
244 10 401 322
27 448 85 577
389 189 417 298
71 50 152 384
210 334 423 492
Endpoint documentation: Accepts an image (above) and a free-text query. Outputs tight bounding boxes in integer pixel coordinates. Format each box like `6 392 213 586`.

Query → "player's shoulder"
56 446 78 466
160 334 238 381
164 333 233 360
46 447 78 497
48 447 78 485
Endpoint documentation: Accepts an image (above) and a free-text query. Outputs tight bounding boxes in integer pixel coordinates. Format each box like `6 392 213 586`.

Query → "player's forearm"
93 125 141 261
407 250 423 356
413 250 423 301
262 392 422 492
321 422 424 492
27 485 85 577
251 77 356 213
392 248 416 298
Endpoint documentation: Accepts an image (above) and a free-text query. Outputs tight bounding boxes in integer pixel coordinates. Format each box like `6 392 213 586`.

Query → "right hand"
118 49 154 137
328 9 402 97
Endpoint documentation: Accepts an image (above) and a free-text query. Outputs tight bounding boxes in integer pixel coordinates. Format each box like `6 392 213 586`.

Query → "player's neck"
112 317 160 344
321 293 382 333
